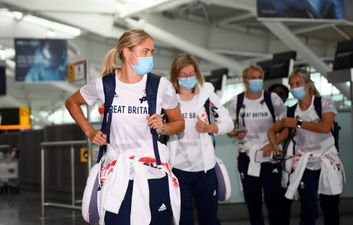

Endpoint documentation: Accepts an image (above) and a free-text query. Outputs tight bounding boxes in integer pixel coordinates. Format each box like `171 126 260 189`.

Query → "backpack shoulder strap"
203 98 211 124
97 72 116 162
313 96 341 150
281 104 297 163
313 96 322 119
287 104 297 118
203 98 216 147
145 73 161 114
102 73 116 138
263 91 275 122
236 92 245 120
145 73 162 165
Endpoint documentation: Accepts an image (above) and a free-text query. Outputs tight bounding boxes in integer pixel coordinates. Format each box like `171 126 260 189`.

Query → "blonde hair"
170 53 204 93
289 69 320 96
115 29 154 62
101 48 119 75
242 65 264 81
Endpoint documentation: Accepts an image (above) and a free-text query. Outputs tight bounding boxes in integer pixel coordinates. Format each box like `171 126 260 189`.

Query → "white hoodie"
99 149 181 225
169 82 234 172
284 96 345 199
284 148 345 199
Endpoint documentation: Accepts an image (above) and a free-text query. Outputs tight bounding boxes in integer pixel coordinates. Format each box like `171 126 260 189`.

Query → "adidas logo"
272 168 279 174
213 190 217 196
158 203 167 212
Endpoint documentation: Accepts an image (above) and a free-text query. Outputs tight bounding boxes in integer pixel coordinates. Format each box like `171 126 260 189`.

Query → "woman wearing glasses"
168 53 233 225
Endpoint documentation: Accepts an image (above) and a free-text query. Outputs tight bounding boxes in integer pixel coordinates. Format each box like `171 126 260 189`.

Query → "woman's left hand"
147 114 164 134
262 143 273 157
196 116 210 133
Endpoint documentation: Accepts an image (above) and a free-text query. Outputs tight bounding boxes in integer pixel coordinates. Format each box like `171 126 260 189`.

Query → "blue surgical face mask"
291 86 306 100
248 79 263 93
178 76 198 90
130 56 154 76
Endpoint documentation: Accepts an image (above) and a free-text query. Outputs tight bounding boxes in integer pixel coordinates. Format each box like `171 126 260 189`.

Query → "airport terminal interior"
1 0 353 224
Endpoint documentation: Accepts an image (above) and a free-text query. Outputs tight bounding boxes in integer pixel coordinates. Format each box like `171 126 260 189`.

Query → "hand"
88 130 107 145
281 117 297 128
147 114 164 134
228 128 247 140
262 143 273 157
196 116 209 133
272 144 281 157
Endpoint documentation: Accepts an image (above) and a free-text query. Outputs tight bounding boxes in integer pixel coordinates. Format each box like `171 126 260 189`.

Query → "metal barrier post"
87 140 92 172
0 145 10 150
40 140 86 218
70 145 76 216
41 146 45 218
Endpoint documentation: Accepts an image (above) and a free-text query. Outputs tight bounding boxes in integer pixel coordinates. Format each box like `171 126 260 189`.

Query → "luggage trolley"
0 145 20 194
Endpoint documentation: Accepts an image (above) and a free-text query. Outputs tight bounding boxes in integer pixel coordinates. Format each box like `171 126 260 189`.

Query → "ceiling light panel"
23 15 81 37
116 0 172 18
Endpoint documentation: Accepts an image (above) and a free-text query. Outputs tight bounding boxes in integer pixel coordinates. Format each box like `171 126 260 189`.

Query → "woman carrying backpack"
168 53 233 225
226 65 287 225
268 69 345 225
65 29 184 225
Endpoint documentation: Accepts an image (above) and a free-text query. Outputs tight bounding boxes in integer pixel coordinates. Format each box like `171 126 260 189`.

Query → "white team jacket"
285 145 345 200
99 149 181 225
168 82 234 172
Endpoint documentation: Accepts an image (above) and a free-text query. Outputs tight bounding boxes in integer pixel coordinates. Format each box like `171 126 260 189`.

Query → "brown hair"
115 29 154 62
101 48 119 75
289 69 320 96
170 53 204 93
242 64 264 81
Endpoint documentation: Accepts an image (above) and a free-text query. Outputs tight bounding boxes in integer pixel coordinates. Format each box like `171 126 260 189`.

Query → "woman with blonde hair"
168 53 233 225
227 65 286 225
268 69 344 225
100 48 119 75
66 29 184 225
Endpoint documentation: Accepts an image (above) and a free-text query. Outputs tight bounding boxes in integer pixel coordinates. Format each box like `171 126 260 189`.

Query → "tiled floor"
0 191 85 225
220 217 353 225
0 191 352 225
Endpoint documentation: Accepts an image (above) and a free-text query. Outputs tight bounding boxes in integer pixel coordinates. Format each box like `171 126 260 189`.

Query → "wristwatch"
296 119 303 128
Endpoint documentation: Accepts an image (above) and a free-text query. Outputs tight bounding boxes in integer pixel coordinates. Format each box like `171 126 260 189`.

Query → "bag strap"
313 96 322 119
97 72 116 162
236 92 244 121
279 104 297 161
313 95 341 150
145 73 162 165
287 103 296 118
203 98 216 147
204 98 211 126
236 91 275 122
97 72 162 165
262 91 276 122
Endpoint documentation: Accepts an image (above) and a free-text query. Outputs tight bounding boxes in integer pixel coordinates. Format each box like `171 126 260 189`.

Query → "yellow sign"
0 107 31 130
68 64 75 81
80 147 93 163
80 147 88 163
68 60 86 81
19 106 30 126
0 124 31 130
